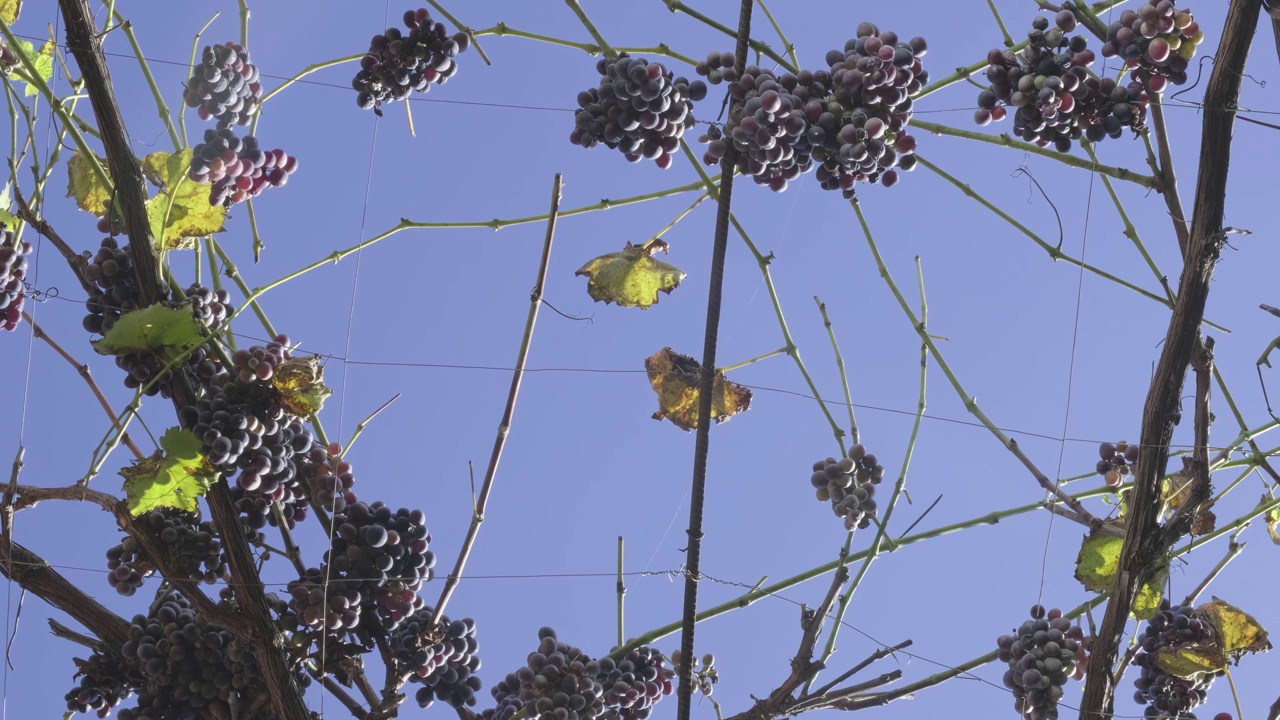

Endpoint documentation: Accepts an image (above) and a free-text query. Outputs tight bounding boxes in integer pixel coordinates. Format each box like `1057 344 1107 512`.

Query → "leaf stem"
111 14 181 151
425 0 493 65
208 236 277 337
1181 538 1243 606
986 0 1016 47
616 536 626 648
342 394 400 456
641 191 711 249
659 0 796 72
179 12 219 149
1084 140 1171 300
237 0 250 48
564 0 617 58
752 0 798 68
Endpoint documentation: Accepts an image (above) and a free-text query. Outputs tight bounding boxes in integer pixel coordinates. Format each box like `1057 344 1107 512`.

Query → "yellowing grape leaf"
0 0 21 24
1266 506 1280 545
272 355 332 416
1153 642 1225 680
120 428 216 515
1162 459 1194 510
93 303 203 362
1073 530 1166 619
142 149 225 250
575 240 685 309
1199 597 1272 663
66 150 112 216
645 347 752 431
21 39 52 97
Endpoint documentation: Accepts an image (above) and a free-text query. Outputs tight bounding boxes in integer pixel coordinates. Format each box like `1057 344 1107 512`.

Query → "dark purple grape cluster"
189 127 297 207
298 442 358 515
1 229 32 332
597 646 673 720
286 565 364 634
394 609 483 709
0 37 17 75
230 335 290 384
997 605 1084 720
83 237 140 335
105 509 225 596
810 443 883 531
64 651 137 718
700 66 815 192
183 42 262 128
976 15 1148 150
327 501 435 630
484 627 607 720
1132 600 1221 719
1097 440 1140 488
353 8 470 113
1102 2 1201 92
185 283 233 332
570 54 707 169
811 25 926 195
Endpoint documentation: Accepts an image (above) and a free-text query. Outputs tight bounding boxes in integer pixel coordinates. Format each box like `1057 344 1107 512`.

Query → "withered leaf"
644 347 751 431
576 240 685 309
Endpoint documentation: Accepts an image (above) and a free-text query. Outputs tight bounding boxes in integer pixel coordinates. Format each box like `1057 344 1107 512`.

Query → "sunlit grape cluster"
353 8 470 112
0 228 32 332
1097 440 1140 488
809 443 883 531
189 127 298 207
1132 600 1222 719
997 604 1084 720
976 15 1147 150
1102 1 1202 92
395 609 482 709
183 41 261 128
571 54 707 169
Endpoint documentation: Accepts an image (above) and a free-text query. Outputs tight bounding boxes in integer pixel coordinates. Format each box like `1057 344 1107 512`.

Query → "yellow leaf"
66 150 112 216
644 347 752 431
576 240 685 309
1199 597 1272 663
272 356 332 416
1152 642 1225 680
1073 529 1165 618
141 150 225 250
0 0 21 24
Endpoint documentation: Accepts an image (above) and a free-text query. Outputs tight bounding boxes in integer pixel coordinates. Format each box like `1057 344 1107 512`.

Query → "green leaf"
0 183 16 227
120 428 216 515
1073 530 1166 618
21 39 52 97
0 0 21 24
575 240 686 309
272 355 332 416
93 303 204 361
142 149 226 250
66 149 113 217
644 347 752 431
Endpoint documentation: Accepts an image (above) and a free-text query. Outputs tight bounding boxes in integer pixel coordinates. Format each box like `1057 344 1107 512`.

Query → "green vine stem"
253 53 365 117
641 191 710 249
659 0 796 72
247 197 265 261
564 0 617 58
1084 140 1172 301
853 200 1105 530
238 0 250 48
425 0 493 65
342 394 400 456
677 139 847 450
718 347 788 373
813 256 930 677
911 120 1155 187
753 0 798 68
1143 84 1192 256
474 23 701 66
236 177 710 315
616 482 1118 657
914 154 1229 333
111 12 182 151
209 237 278 337
180 12 220 149
616 536 626 648
815 297 859 447
985 0 1016 47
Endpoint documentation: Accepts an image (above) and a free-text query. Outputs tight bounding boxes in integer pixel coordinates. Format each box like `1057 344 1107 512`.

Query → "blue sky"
1 1 1277 719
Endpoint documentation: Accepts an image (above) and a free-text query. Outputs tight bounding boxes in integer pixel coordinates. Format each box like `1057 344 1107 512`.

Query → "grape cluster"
116 596 253 720
811 26 926 195
694 51 740 86
298 442 358 515
327 501 435 630
810 443 883 531
997 604 1084 720
189 127 298 207
0 37 17 75
0 232 31 333
353 8 470 113
394 608 482 709
570 54 707 169
64 652 137 718
183 42 262 128
105 510 226 596
1097 440 1140 488
668 649 718 699
1102 2 1201 91
700 66 815 192
1132 601 1221 719
597 646 673 720
286 565 364 634
485 627 607 720
976 16 1147 150
82 237 140 335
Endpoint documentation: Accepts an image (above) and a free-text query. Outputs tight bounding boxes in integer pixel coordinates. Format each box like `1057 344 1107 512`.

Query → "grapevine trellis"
0 1 1277 720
